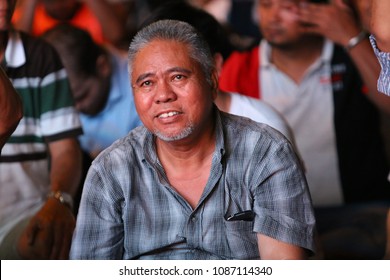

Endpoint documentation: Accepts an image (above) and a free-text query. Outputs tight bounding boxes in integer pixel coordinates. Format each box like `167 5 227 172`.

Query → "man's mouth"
157 111 180 119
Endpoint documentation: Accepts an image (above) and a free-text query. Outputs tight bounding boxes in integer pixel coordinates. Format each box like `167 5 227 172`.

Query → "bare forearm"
18 138 81 260
257 234 309 260
370 0 390 52
83 0 126 46
12 0 39 33
49 138 82 197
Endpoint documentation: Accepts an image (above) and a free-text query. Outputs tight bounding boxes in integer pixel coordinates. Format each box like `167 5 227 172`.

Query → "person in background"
12 0 126 49
42 24 142 160
369 0 390 259
190 0 262 50
70 19 316 259
0 65 23 153
42 24 142 212
0 0 83 259
344 0 390 182
219 0 390 259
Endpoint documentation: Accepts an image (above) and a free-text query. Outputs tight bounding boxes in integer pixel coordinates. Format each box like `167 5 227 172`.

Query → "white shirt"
228 92 294 143
260 39 343 206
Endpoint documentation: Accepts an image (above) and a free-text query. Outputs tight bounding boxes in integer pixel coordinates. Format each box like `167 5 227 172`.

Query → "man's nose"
155 80 177 103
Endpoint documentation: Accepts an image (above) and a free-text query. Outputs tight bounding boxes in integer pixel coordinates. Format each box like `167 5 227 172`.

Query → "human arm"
298 0 390 115
17 137 82 259
82 0 127 48
370 0 390 52
257 234 309 259
70 159 124 259
0 66 23 152
250 132 316 259
12 0 40 34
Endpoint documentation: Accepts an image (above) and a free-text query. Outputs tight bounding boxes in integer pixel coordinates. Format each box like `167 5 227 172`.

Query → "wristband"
345 30 368 51
47 190 74 210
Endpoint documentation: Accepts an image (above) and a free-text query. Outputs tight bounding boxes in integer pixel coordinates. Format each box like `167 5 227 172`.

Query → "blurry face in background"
0 0 16 31
42 0 80 21
68 71 110 116
257 0 306 47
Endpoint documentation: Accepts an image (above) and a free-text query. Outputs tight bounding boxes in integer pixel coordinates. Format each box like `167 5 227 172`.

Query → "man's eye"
173 75 185 81
141 80 152 87
281 1 297 10
174 75 182 80
281 3 295 10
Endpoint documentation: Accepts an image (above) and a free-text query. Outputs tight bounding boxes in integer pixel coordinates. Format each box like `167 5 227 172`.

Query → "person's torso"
0 32 82 242
260 40 343 206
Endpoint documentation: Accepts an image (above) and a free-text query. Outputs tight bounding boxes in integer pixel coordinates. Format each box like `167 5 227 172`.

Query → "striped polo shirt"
0 30 82 244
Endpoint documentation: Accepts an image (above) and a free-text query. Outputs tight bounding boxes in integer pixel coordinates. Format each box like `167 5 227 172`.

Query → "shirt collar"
4 30 26 68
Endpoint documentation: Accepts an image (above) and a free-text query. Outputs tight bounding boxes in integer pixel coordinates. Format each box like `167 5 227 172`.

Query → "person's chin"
154 126 194 142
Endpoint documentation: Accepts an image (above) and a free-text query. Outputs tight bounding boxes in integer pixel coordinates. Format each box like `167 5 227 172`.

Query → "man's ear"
213 53 224 77
210 68 219 101
96 54 112 77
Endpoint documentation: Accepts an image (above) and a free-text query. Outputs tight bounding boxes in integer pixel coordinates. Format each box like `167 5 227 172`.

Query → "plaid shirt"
370 35 390 96
70 109 315 259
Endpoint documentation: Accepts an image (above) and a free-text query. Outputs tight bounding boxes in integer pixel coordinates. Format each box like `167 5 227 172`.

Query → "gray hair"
128 19 215 87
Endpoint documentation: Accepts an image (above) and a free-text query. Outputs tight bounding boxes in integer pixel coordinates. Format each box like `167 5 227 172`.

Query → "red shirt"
219 46 260 99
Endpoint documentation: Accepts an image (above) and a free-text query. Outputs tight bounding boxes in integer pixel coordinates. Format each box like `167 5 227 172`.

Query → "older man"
70 19 315 260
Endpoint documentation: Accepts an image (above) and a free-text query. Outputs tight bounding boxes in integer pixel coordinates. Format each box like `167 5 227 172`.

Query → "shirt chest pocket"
223 218 259 259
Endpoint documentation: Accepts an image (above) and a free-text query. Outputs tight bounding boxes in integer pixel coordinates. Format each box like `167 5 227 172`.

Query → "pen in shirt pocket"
226 210 254 221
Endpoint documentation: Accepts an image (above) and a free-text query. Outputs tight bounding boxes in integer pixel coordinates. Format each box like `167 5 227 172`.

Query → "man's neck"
214 90 232 113
155 109 217 171
269 37 324 84
156 127 216 169
155 117 217 210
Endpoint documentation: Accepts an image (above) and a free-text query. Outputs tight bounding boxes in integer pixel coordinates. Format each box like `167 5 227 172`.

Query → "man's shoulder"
18 31 59 54
15 31 64 74
93 126 148 160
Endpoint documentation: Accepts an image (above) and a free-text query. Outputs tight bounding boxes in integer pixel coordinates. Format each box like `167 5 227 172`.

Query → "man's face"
257 0 305 46
68 72 109 116
0 0 16 31
131 39 216 142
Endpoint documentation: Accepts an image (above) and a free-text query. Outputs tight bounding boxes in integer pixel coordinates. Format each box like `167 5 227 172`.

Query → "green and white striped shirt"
0 30 82 244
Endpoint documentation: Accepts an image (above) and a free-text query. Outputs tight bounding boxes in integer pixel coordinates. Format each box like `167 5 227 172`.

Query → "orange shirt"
12 3 104 44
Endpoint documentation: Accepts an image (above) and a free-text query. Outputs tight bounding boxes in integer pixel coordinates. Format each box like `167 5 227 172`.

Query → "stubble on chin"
153 124 195 142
